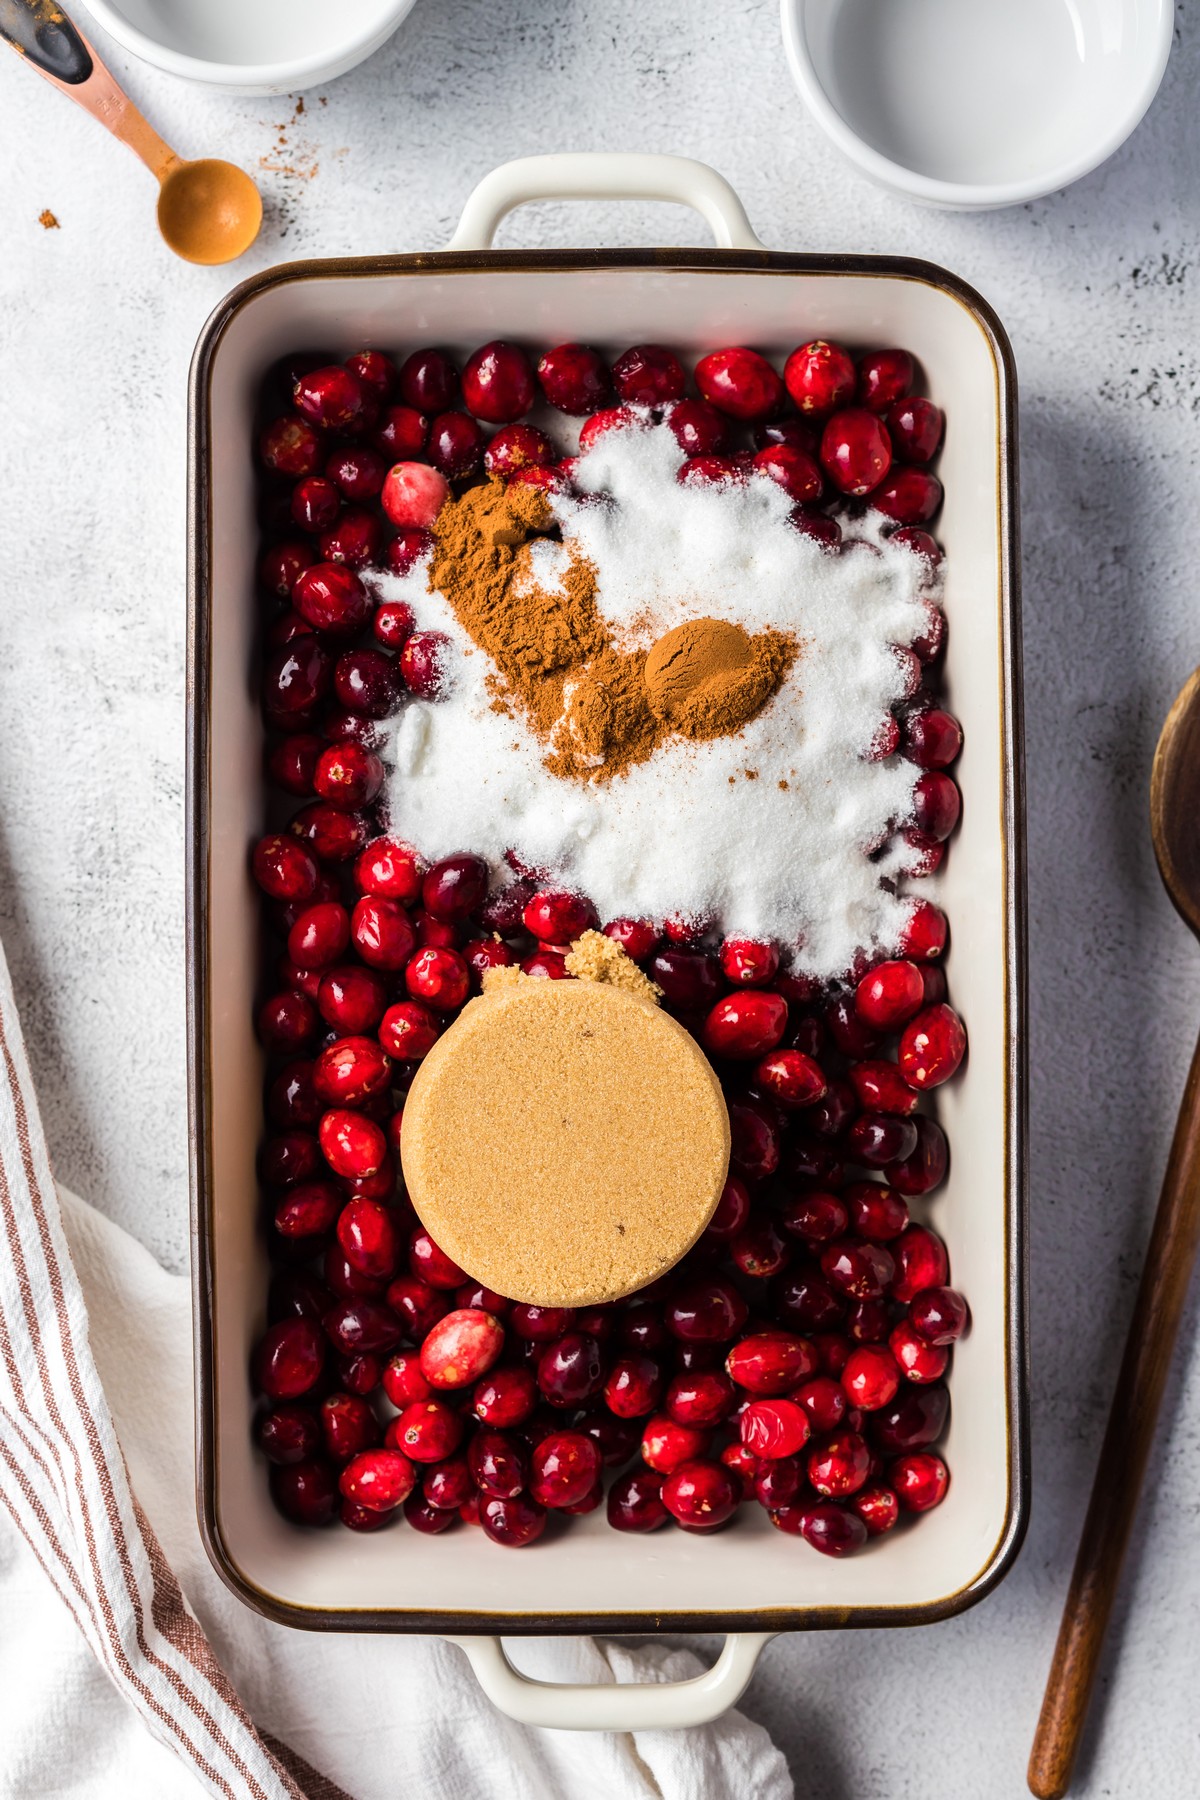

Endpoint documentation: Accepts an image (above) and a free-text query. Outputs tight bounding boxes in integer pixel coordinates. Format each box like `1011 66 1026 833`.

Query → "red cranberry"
378 999 439 1060
347 897 414 972
473 1364 537 1428
319 1109 387 1180
607 1467 669 1532
695 347 783 421
813 1333 851 1377
374 403 428 460
253 834 319 904
537 343 609 414
384 1274 448 1339
751 444 823 503
808 1429 870 1498
317 965 387 1034
536 1333 605 1408
576 1408 641 1466
791 509 844 551
385 528 434 578
844 1182 909 1241
820 408 893 497
468 1428 528 1498
730 1216 789 1279
321 707 386 749
269 1269 334 1325
649 947 723 1010
423 1456 473 1510
461 937 515 987
419 1309 504 1389
852 1483 900 1535
289 802 370 865
271 1178 341 1240
333 648 402 720
909 1286 968 1346
291 563 370 637
260 539 313 598
890 1451 949 1511
356 837 424 904
427 410 485 479
901 829 945 878
259 1130 321 1189
611 344 685 405
702 992 788 1060
841 1345 901 1412
821 1240 894 1301
784 340 856 415
345 349 396 398
339 1446 415 1511
911 600 947 663
267 732 322 798
754 1047 828 1109
640 1413 711 1474
422 854 488 922
404 1492 456 1533
740 1397 810 1459
267 1061 322 1131
792 1375 848 1434
398 349 458 414
855 959 925 1031
826 994 881 1058
666 1278 748 1344
872 468 943 524
889 1320 949 1383
662 911 715 945
752 1455 805 1510
779 1191 848 1243
462 341 535 423
320 1391 381 1463
394 1399 463 1463
604 1354 663 1418
662 1458 739 1530
484 423 553 478
336 1197 398 1280
404 946 469 1011
903 708 962 770
579 405 641 451
848 1061 917 1118
898 1005 966 1090
899 899 948 962
773 1268 845 1335
618 1303 670 1352
846 1113 919 1168
887 395 944 464
781 1133 844 1188
480 1493 546 1547
294 365 372 433
790 1501 867 1556
754 417 817 455
600 918 658 961
718 938 778 986
523 889 592 945
256 1404 321 1465
318 510 383 570
253 1318 325 1400
872 1383 949 1453
666 1369 736 1428
270 1458 338 1526
726 1331 818 1395
314 743 384 811
260 415 324 477
703 1174 753 1242
529 1430 600 1509
325 445 386 503
409 1230 465 1290
859 348 914 413
664 397 727 457
885 1126 947 1212
893 526 943 572
381 462 450 529
383 1352 431 1407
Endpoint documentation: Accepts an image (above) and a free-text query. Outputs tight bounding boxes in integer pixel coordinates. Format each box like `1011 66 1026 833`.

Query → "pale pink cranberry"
320 1391 381 1463
820 408 892 496
537 343 610 414
640 1413 711 1474
808 1429 870 1498
890 1224 950 1302
379 1000 439 1060
611 344 685 405
394 1399 463 1463
462 341 536 423
784 340 856 415
346 349 396 397
409 1229 466 1290
253 1317 325 1400
740 1396 810 1459
427 411 485 479
374 404 428 460
319 1109 387 1180
381 462 450 528
702 991 788 1060
702 1174 752 1242
253 833 319 903
356 838 425 904
852 1483 900 1535
260 539 313 597
695 347 783 421
383 1351 432 1407
398 348 459 413
578 405 641 451
859 348 914 412
903 708 962 769
602 918 659 960
872 468 943 524
754 1047 828 1109
338 1447 415 1511
855 959 925 1030
898 1004 966 1089
480 1493 546 1547
422 854 488 921
889 1319 949 1383
909 1286 969 1345
294 365 372 433
606 1467 669 1532
662 1458 739 1530
419 1309 504 1389
751 443 823 502
891 1451 949 1511
484 423 553 477
719 937 779 985
529 1430 600 1509
523 889 592 944
726 1332 818 1395
270 1458 338 1525
260 415 324 477
473 1365 537 1427
312 1035 392 1106
292 562 372 636
666 398 727 456
256 1403 321 1465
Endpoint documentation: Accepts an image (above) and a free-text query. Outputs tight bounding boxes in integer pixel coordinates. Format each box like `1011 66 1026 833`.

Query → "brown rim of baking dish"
186 245 1027 1635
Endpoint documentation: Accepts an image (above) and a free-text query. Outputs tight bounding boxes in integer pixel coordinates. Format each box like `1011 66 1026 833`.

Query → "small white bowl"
781 0 1174 210
81 0 419 94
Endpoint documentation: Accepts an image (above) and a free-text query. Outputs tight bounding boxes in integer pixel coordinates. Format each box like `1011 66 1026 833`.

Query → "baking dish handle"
446 153 765 252
445 1631 774 1730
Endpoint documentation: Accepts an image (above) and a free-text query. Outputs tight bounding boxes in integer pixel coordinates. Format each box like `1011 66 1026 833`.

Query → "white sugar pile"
378 420 937 979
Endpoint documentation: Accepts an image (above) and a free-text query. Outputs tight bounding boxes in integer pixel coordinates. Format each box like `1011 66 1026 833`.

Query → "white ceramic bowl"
81 0 418 94
781 0 1174 209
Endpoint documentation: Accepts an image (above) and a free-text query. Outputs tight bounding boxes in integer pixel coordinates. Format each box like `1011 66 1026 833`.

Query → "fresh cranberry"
462 341 535 423
404 946 470 1011
718 939 778 986
702 991 788 1060
289 802 370 866
607 1467 669 1532
400 1493 453 1533
784 340 856 415
578 405 641 451
825 994 881 1059
378 1000 439 1060
808 1429 870 1498
754 417 817 455
319 1107 387 1181
253 834 318 904
663 397 726 457
346 349 396 398
330 648 400 720
899 900 948 963
472 1365 537 1428
854 960 925 1031
851 1483 900 1535
754 1048 828 1111
604 1354 663 1418
872 468 943 524
726 1332 818 1395
259 1130 322 1189
483 423 553 479
408 1230 465 1291
468 1428 528 1498
909 1286 968 1346
393 1399 463 1463
841 1342 902 1410
260 540 313 598
262 635 332 730
872 1383 949 1454
858 348 914 412
270 1458 338 1525
426 410 485 479
325 445 386 503
889 1319 949 1383
537 343 609 414
253 1317 325 1400
618 1304 670 1352
316 965 386 1035
792 1375 848 1434
890 1451 949 1511
910 601 947 665
374 403 428 460
596 918 654 962
820 408 892 496
807 1077 857 1139
529 1430 600 1509
893 528 943 575
267 732 322 798
640 1413 711 1474
385 531 434 581
662 1458 738 1530
844 1182 909 1242
422 854 488 922
575 1408 641 1467
294 365 371 433
288 562 369 637
312 743 382 813
356 838 424 904
848 1062 918 1119
792 509 844 552
790 1501 867 1557
611 344 685 405
752 444 823 503
521 889 591 945
887 395 944 464
398 349 459 414
339 1446 415 1511
382 1351 432 1408
336 1197 398 1280
902 708 962 770
750 1455 802 1510
537 1333 605 1408
847 1113 919 1168
740 1397 810 1459
665 1369 736 1428
649 948 723 1010
887 1227 949 1307
813 1333 852 1377
821 1240 894 1301
256 1404 321 1465
695 347 783 421
260 415 324 477
781 1133 844 1188
383 1274 447 1340
423 1456 473 1510
381 462 450 529
666 1278 748 1344
320 1391 381 1463
730 1216 789 1279
901 830 946 878
702 1175 753 1243
779 1191 848 1243
258 992 317 1053
418 1309 504 1390
898 1005 966 1090
675 453 751 488
480 1493 546 1547
345 899 412 974
267 1061 323 1131
318 511 383 570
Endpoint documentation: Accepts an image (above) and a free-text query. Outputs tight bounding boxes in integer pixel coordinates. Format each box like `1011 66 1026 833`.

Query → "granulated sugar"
379 420 938 979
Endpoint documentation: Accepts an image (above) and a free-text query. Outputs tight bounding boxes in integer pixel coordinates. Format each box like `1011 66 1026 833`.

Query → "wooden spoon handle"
0 0 178 181
1029 1025 1200 1798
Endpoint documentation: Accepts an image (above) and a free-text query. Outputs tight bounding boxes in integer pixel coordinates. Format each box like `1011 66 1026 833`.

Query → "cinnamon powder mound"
428 479 797 782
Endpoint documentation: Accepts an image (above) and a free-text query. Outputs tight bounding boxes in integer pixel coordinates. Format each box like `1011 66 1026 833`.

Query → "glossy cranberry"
839 1184 906 1244
807 1429 870 1499
754 1050 828 1115
256 1403 321 1466
791 509 844 550
334 1197 397 1281
290 475 340 533
898 1005 966 1092
528 1430 600 1510
752 443 823 503
886 395 944 464
611 344 686 405
323 447 384 505
658 397 724 457
888 1319 947 1383
791 1375 848 1435
480 1492 546 1547
710 942 773 993
825 994 881 1059
355 838 424 905
253 1317 325 1400
466 1428 527 1498
273 1180 341 1239
702 991 788 1060
908 1287 968 1349
462 341 535 423
847 1114 919 1169
378 999 440 1061
260 540 313 601
285 562 366 638
578 405 641 451
521 889 591 945
662 1457 739 1530
466 1367 531 1431
319 1109 387 1181
266 733 322 800
872 1383 949 1454
415 1309 502 1391
381 532 431 585
665 1368 736 1428
884 1121 948 1206
344 900 412 977
318 510 383 571
726 1332 817 1395
784 340 857 415
859 348 914 413
617 1304 670 1353
854 960 924 1032
270 1458 338 1526
694 347 783 421
728 1097 783 1182
873 468 943 525
392 1398 462 1463
481 423 551 479
593 920 653 965
338 1446 415 1512
424 409 484 479
728 1214 787 1278
841 1340 901 1409
536 1333 604 1408
405 1230 463 1292
607 1467 669 1532
420 854 488 923
779 1191 848 1244
380 1353 431 1413
700 1175 751 1245
821 1240 895 1302
902 708 962 772
329 649 398 721
791 1500 868 1556
260 414 324 477
259 1130 321 1189
648 948 723 1010
316 965 386 1035
459 937 513 989
665 1278 748 1346
381 461 451 531
601 1353 661 1419
847 1063 917 1121
640 1413 711 1474
289 803 370 867
401 946 468 1012
251 836 317 908
343 349 395 399
891 1451 949 1511
313 743 383 813
901 829 945 879
294 364 371 433
850 1483 900 1536
533 342 607 413
323 1252 384 1308
384 1274 448 1341
781 1134 844 1188
373 403 428 462
740 1397 811 1459
415 1456 470 1514
398 348 458 414
773 1270 845 1334
895 905 946 972
267 1060 322 1131
820 408 892 497
319 1391 380 1464
746 1453 799 1509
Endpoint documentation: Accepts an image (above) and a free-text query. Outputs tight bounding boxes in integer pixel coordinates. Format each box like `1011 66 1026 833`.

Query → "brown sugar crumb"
38 210 59 230
481 964 527 994
564 930 662 1001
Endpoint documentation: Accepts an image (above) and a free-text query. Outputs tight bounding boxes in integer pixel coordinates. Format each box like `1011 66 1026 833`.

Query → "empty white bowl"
81 0 418 94
781 0 1174 209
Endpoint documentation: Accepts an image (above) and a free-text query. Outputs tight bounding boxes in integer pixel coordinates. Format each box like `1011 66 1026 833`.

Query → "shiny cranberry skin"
324 445 385 503
847 1113 919 1168
316 965 386 1035
899 901 948 965
408 1230 465 1291
270 1458 338 1526
253 833 318 904
267 1060 322 1131
909 1286 968 1347
472 1365 537 1428
336 1197 398 1281
842 1341 901 1409
677 454 748 488
649 947 723 1010
462 937 515 987
384 531 433 582
288 902 352 977
256 1404 321 1465
381 461 451 531
903 708 962 770
857 348 914 413
346 897 413 973
640 1414 711 1474
399 348 458 414
384 1275 448 1340
480 1493 546 1547
848 1062 917 1120
260 1130 321 1189
419 1309 504 1389
603 1354 662 1419
578 405 641 451
267 732 322 800
748 1454 801 1509
886 394 944 464
483 423 553 478
618 1304 670 1352
821 1240 895 1302
730 1216 789 1279
665 1278 748 1345
529 1430 600 1509
807 1429 870 1499
287 562 367 637
662 1457 739 1530
886 1114 949 1196
754 1048 828 1111
889 1319 949 1384
909 774 960 847
842 1182 907 1243
536 1333 605 1408
854 959 924 1031
666 1369 735 1428
330 648 400 720
260 414 324 477
393 1399 462 1463
891 1450 949 1511
260 540 313 600
607 1467 669 1532
784 340 856 415
319 1391 381 1464
850 1483 899 1536
462 341 535 423
378 999 439 1060
872 1383 949 1454
899 1005 966 1090
728 1098 782 1181
427 410 485 479
289 802 370 866
400 1493 453 1534
273 1179 340 1242
382 1352 431 1408
422 854 488 922
522 889 592 945
792 1375 848 1435
612 344 685 405
713 945 779 1000
403 946 469 1011
319 511 383 571
313 743 383 812
294 364 370 432
345 349 395 398
820 408 892 497
702 1175 752 1244
356 838 425 904
661 397 724 457
319 1109 387 1180
752 444 823 503
702 991 787 1060
535 342 608 413
792 1500 868 1556
741 1397 810 1460
826 994 881 1058
873 467 943 525
695 347 783 421
253 1318 325 1401
598 918 656 962
773 1270 845 1334
291 475 340 533
726 1331 817 1395
791 509 844 550
468 1428 528 1498
421 1456 472 1511
374 403 428 461
339 1446 415 1511
779 1191 848 1244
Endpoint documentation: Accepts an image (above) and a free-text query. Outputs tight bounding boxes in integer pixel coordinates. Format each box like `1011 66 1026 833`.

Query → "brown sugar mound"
563 930 662 1000
428 479 797 781
399 980 730 1307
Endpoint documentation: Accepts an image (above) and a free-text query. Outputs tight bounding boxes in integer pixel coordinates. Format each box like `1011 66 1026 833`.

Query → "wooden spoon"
0 0 261 265
1029 663 1200 1797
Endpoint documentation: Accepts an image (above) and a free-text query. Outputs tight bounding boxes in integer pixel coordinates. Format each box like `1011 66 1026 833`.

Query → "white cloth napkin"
0 940 792 1800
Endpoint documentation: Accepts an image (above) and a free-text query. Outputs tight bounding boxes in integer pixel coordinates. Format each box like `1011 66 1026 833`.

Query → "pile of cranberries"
250 336 966 1554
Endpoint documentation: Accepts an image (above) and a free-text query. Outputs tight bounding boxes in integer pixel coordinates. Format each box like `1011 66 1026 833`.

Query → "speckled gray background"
2 1 1200 1794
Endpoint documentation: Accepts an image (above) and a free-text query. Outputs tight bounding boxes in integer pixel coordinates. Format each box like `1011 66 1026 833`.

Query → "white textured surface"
0 0 1198 1793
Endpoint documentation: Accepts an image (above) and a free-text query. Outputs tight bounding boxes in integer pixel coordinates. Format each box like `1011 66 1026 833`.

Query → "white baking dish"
187 154 1027 1729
